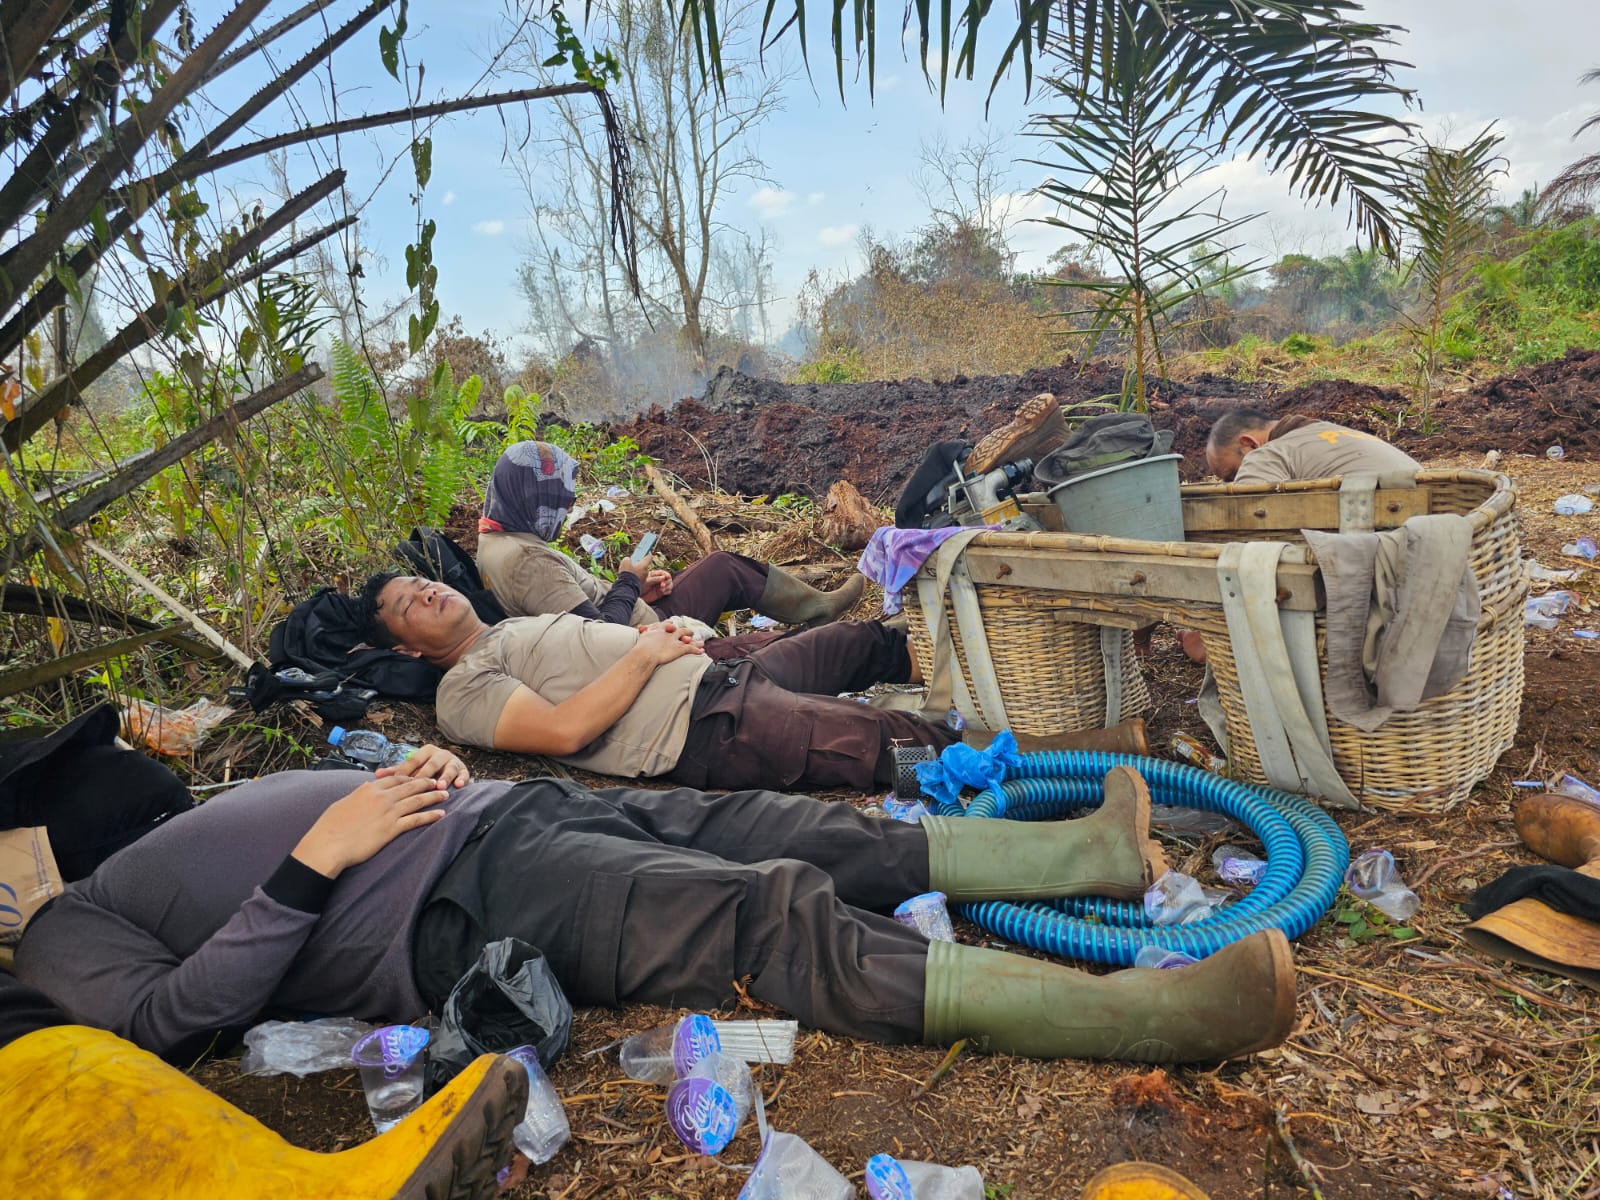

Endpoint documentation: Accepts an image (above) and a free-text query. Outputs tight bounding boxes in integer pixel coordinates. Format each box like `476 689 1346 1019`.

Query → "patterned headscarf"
479 441 580 541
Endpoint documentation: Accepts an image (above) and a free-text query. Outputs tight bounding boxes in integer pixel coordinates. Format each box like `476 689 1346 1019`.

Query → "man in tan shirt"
357 573 957 792
1205 409 1421 484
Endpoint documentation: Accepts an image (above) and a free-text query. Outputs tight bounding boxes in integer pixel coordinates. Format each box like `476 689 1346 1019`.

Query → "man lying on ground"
13 746 1296 1069
477 440 864 629
1205 408 1421 485
356 572 957 793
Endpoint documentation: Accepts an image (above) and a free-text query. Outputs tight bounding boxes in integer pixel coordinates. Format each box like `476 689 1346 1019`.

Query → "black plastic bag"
424 938 573 1095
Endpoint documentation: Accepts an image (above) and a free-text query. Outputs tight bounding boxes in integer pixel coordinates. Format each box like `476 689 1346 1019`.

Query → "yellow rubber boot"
1081 1161 1213 1199
0 1025 528 1200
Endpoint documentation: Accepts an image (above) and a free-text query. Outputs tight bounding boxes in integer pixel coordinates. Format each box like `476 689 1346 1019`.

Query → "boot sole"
1232 929 1299 1058
967 393 1064 475
395 1056 528 1200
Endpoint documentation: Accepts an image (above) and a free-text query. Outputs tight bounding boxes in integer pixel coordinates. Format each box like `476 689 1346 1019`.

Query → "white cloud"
472 219 506 236
750 187 796 218
817 224 858 247
442 190 457 207
806 191 826 206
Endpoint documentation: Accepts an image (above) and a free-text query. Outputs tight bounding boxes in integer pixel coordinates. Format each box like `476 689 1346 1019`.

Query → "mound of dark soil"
616 348 1600 501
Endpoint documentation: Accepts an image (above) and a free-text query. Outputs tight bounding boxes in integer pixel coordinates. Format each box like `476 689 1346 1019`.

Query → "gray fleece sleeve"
13 876 325 1058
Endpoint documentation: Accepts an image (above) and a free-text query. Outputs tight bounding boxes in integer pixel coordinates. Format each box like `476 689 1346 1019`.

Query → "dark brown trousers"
412 779 931 1044
671 621 960 793
652 551 769 627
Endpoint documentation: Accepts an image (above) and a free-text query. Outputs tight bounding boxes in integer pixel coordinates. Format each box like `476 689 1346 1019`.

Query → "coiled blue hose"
929 750 1350 964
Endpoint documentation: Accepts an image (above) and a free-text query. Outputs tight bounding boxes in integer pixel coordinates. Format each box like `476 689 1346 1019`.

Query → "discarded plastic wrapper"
1563 537 1599 560
1211 844 1268 886
750 614 780 629
241 1017 376 1077
1524 592 1577 630
1554 494 1594 516
1345 849 1420 921
882 795 931 823
739 1131 853 1200
1525 560 1581 583
121 697 234 756
1149 805 1242 837
1134 945 1198 970
1144 870 1231 927
1558 773 1600 808
579 533 606 560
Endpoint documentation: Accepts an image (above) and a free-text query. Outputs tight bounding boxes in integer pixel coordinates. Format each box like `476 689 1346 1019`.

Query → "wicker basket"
903 589 1152 736
901 470 1522 812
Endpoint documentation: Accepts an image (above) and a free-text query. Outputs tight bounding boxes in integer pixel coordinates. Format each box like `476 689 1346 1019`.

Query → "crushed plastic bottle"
618 1014 721 1084
882 795 931 823
1557 773 1600 809
1170 731 1227 774
666 1052 757 1155
1563 537 1599 560
327 726 417 768
1133 945 1199 970
893 892 955 942
1345 849 1421 921
865 1153 985 1200
1144 870 1231 926
1554 494 1594 516
506 1045 571 1164
1211 844 1269 886
1525 592 1577 630
740 1131 853 1200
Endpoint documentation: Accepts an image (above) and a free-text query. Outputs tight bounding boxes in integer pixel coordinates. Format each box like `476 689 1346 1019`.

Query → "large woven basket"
901 470 1522 812
902 590 1152 735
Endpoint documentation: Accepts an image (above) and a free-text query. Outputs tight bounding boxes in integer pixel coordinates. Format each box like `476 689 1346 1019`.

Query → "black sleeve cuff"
265 855 337 914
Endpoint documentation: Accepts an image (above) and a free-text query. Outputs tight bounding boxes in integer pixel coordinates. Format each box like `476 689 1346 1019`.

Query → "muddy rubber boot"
923 765 1167 901
1514 793 1600 867
922 929 1298 1063
756 565 865 627
966 392 1069 476
0 1025 527 1200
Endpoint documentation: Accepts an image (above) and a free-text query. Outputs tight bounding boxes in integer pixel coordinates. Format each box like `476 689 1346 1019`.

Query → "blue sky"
205 0 1600 352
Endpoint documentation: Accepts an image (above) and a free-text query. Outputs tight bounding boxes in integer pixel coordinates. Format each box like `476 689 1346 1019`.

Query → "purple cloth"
482 441 579 541
857 526 994 615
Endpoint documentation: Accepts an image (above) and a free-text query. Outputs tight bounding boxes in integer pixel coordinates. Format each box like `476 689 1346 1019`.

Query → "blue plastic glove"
912 730 1023 811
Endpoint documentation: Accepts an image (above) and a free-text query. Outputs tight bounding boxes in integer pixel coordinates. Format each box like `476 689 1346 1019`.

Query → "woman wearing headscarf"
475 441 863 629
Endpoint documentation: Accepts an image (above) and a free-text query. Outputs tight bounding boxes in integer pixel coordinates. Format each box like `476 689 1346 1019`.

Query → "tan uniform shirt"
478 530 657 625
1233 421 1420 485
436 614 712 777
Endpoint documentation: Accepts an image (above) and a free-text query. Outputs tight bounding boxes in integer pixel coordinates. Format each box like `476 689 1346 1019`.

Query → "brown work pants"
651 551 769 627
671 621 959 793
412 779 931 1044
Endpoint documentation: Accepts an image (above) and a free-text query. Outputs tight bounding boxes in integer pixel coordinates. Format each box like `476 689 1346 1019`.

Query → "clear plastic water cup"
865 1153 985 1200
618 1013 721 1083
666 1051 756 1155
739 1131 853 1200
506 1046 570 1164
1345 848 1421 921
894 891 956 942
350 1025 429 1133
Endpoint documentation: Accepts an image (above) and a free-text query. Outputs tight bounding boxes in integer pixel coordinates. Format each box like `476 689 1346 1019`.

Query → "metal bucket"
1045 453 1186 542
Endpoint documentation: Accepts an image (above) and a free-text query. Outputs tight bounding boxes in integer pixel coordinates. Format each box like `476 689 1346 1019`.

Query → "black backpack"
393 527 507 624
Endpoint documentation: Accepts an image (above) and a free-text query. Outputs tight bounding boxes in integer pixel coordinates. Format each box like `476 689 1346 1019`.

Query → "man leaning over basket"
1205 408 1420 486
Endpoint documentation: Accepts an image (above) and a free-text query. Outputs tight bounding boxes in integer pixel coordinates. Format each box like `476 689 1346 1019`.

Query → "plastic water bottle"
1345 849 1421 921
740 1131 852 1200
618 1014 721 1084
666 1051 757 1155
328 726 416 768
864 1153 984 1200
1134 945 1199 969
505 1046 571 1163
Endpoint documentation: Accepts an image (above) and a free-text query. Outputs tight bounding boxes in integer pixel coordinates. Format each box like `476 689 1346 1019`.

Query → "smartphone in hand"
629 531 659 562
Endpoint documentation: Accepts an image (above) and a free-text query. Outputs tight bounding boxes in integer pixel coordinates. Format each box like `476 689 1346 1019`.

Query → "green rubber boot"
922 765 1167 901
756 565 865 627
922 930 1298 1063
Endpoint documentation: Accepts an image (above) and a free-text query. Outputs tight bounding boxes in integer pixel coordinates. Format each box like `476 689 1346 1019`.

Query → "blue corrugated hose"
929 750 1350 963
